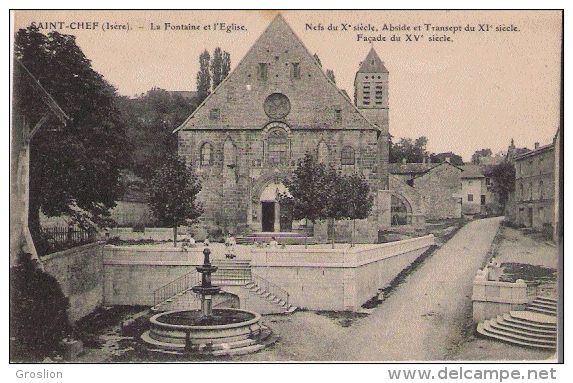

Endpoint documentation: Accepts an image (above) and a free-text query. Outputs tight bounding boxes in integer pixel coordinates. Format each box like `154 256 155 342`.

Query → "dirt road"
242 217 503 361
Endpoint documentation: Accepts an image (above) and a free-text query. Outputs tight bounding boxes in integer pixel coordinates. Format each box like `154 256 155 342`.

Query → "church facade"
176 15 397 242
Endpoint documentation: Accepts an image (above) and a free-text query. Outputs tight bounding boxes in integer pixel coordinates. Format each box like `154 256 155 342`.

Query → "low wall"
41 243 105 323
472 268 529 322
102 235 434 311
103 246 204 305
250 235 435 311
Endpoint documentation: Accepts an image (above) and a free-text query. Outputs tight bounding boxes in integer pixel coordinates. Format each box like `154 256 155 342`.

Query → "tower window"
258 63 268 80
291 63 301 79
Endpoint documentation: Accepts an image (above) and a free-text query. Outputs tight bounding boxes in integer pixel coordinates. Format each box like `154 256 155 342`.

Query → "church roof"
174 14 379 133
357 47 388 74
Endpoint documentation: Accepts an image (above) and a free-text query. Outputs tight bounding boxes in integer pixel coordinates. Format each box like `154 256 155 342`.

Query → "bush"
10 252 72 361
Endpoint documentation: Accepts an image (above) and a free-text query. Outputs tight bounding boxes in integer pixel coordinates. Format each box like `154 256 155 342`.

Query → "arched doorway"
259 182 292 232
391 194 412 225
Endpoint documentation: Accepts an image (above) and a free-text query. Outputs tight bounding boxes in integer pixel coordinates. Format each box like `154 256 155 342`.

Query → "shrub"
10 252 72 361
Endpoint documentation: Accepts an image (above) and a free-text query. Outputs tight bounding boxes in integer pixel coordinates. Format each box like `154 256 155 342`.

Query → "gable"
175 15 378 132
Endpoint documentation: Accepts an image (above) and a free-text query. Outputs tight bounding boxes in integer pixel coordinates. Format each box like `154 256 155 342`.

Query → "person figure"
203 236 210 248
225 233 236 259
188 234 196 247
269 236 278 248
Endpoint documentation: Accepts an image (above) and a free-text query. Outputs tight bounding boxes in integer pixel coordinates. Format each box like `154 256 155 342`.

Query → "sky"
12 10 562 162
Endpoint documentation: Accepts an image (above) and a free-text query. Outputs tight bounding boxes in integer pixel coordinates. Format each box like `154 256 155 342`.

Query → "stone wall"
472 268 529 322
103 246 204 306
415 163 462 220
41 243 105 322
102 236 433 311
250 235 434 311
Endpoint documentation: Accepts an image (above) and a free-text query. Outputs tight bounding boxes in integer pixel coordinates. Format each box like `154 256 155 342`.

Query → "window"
267 129 288 165
209 108 220 120
258 63 268 80
341 146 355 172
519 183 524 201
467 194 474 202
539 180 544 200
291 62 300 79
481 195 486 205
529 182 533 200
200 143 214 167
334 109 342 122
485 177 492 187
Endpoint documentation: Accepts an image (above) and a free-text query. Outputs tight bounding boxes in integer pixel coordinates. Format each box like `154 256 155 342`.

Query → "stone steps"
476 303 557 349
525 297 557 316
242 283 297 314
143 325 276 356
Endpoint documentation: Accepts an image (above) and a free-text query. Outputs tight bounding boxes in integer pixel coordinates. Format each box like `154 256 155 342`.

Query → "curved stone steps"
495 315 555 336
142 325 276 356
525 297 557 316
477 309 557 349
477 321 556 349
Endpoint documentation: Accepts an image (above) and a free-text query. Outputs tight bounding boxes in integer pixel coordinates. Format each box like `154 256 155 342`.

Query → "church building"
175 14 405 242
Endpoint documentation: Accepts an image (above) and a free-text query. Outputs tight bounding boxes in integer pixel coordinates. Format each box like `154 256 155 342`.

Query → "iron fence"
39 226 96 255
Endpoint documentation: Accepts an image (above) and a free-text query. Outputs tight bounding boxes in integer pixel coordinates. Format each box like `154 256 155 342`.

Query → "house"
389 161 462 221
460 164 486 215
509 140 556 230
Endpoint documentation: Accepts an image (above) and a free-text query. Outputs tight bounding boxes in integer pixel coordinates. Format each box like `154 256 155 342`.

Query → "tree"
281 153 330 226
116 87 198 178
221 51 231 82
491 161 516 207
10 252 71 361
211 47 231 90
344 173 374 246
149 154 203 246
390 136 429 163
282 153 373 248
430 152 464 166
15 26 127 252
472 148 493 164
196 50 211 103
326 69 336 84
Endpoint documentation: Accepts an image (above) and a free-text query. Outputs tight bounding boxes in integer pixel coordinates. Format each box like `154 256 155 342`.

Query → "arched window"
317 141 329 164
539 180 544 200
341 146 355 173
267 128 288 165
529 182 533 200
200 143 214 167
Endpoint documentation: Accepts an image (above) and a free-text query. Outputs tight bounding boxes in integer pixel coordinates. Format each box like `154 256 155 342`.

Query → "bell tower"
354 47 389 190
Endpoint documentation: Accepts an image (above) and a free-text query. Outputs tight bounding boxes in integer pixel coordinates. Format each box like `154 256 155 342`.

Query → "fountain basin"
141 308 270 354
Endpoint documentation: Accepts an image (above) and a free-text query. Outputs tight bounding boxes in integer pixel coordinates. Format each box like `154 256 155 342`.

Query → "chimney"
402 158 407 164
534 142 540 149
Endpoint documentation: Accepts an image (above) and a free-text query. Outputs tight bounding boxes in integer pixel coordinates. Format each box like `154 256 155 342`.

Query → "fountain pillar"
192 247 221 318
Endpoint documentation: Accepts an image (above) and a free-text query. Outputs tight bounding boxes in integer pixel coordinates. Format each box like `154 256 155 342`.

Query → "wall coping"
41 242 105 263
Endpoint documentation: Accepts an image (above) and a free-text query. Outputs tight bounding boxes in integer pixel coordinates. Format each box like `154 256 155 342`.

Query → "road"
242 216 503 361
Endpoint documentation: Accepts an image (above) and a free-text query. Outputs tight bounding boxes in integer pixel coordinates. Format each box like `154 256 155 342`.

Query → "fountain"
141 247 274 356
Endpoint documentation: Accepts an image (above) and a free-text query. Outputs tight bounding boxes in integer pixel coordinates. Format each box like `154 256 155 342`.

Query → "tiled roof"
388 163 433 175
357 47 389 73
460 164 485 179
515 143 554 160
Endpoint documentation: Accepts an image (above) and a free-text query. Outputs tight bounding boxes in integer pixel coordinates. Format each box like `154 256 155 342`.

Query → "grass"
315 311 369 327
